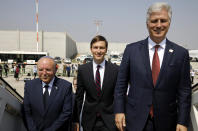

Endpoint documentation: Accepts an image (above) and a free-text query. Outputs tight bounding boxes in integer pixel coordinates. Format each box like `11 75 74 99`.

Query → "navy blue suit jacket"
114 38 191 131
23 77 72 131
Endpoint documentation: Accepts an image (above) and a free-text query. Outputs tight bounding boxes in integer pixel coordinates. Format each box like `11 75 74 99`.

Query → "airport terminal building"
0 30 77 62
76 42 127 55
0 30 128 63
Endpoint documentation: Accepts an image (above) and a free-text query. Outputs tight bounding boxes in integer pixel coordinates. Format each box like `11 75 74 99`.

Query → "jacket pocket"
126 97 135 107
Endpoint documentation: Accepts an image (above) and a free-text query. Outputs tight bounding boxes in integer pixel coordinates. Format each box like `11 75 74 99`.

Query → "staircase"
0 77 26 131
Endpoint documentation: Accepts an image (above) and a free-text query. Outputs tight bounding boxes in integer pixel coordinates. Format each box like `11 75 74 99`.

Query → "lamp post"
36 0 39 52
94 20 103 35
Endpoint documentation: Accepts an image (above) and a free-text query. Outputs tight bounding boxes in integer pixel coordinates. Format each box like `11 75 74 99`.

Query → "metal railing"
0 77 26 131
0 77 23 103
190 85 198 131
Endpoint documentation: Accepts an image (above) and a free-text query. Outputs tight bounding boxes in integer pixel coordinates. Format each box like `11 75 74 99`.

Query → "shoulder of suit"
106 61 119 70
78 62 91 70
167 39 188 53
25 78 40 90
53 78 72 92
26 78 40 85
126 39 146 48
55 77 72 86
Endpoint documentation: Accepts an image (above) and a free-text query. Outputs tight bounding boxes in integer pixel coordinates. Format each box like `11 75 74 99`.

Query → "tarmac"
2 61 198 97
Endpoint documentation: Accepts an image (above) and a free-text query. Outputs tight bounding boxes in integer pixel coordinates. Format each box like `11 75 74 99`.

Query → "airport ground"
1 61 198 97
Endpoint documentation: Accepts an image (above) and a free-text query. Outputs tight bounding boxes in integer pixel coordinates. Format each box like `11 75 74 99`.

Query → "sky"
0 0 198 49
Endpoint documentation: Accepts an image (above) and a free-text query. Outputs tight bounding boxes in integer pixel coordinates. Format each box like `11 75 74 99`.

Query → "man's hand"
73 122 79 131
115 113 126 131
176 124 187 131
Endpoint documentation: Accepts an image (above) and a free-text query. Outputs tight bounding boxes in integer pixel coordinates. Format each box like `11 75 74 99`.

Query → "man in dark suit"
23 56 72 131
114 2 191 131
74 35 119 131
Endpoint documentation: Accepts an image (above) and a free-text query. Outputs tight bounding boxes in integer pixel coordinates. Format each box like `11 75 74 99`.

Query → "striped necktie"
95 65 101 96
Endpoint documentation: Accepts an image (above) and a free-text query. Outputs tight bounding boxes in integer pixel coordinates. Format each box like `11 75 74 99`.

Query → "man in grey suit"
74 35 119 131
23 56 72 131
114 2 191 131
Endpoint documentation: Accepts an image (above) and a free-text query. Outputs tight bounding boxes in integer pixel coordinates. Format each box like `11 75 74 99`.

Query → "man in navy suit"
73 35 119 131
23 56 72 131
114 2 191 131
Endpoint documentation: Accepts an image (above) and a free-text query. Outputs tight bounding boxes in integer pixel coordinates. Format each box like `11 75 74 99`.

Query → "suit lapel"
88 62 105 97
44 77 59 114
101 61 109 94
156 39 174 86
35 79 45 114
141 38 153 87
87 62 95 87
86 62 102 95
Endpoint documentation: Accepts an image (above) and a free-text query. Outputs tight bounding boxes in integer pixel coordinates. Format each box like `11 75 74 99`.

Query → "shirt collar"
148 37 166 50
42 77 55 88
93 59 105 69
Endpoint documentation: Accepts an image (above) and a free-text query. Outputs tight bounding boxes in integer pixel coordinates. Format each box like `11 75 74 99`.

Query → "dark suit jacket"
114 38 191 131
23 77 72 131
74 61 119 131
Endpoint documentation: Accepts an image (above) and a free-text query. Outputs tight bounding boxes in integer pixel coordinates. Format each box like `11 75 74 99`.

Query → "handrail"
0 77 26 131
192 83 198 91
0 77 23 103
191 83 198 131
5 103 21 117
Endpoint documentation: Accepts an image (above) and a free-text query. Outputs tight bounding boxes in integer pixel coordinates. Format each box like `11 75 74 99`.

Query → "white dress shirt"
93 60 105 89
148 37 166 69
42 77 55 95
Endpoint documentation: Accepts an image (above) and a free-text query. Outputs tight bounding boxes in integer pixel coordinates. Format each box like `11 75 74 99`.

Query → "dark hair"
90 35 108 49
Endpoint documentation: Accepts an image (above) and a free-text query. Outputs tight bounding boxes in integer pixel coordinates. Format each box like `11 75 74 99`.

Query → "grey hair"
38 56 57 70
146 2 172 23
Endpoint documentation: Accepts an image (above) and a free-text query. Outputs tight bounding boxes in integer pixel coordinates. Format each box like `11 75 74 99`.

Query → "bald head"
37 57 56 84
38 57 56 70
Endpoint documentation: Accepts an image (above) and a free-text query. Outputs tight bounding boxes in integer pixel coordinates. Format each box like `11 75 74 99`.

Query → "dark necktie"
43 85 49 109
150 45 160 118
95 65 102 96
